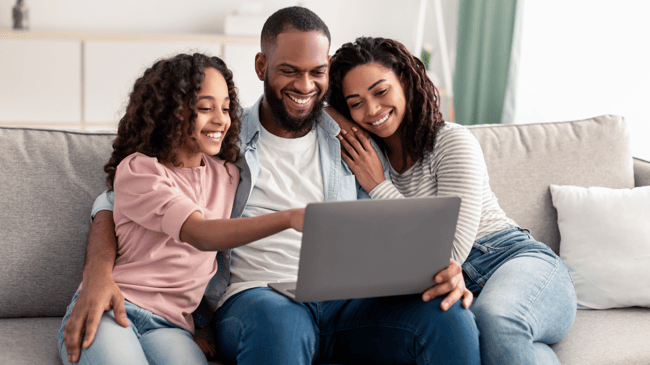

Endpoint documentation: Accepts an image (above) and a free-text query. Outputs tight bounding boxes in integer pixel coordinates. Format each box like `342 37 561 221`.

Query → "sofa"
1 114 649 364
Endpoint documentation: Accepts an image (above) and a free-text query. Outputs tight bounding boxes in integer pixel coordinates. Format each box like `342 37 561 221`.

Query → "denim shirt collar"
240 95 342 149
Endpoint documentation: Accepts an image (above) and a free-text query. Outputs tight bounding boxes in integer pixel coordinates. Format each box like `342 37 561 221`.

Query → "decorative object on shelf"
12 0 29 30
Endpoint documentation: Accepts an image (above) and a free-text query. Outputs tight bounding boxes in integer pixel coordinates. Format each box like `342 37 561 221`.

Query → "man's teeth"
288 94 310 105
372 113 390 126
204 132 222 139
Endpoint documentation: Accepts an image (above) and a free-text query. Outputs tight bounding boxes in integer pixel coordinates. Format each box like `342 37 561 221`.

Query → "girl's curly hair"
328 37 444 164
104 53 241 190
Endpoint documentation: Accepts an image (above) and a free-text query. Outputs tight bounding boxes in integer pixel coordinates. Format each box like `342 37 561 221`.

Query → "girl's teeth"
204 132 222 138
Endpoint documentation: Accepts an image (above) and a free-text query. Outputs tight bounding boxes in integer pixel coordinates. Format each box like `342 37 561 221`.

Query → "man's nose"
294 72 315 94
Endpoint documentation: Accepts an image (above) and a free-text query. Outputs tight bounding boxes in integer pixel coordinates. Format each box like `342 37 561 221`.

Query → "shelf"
0 28 258 45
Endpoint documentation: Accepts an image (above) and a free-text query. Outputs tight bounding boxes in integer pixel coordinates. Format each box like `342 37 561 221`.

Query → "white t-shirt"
219 123 324 306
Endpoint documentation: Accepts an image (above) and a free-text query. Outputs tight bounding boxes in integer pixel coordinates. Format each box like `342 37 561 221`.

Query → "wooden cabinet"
0 29 258 130
0 38 81 125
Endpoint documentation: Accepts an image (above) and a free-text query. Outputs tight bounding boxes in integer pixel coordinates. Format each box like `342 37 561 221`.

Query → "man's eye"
349 102 361 109
377 89 388 96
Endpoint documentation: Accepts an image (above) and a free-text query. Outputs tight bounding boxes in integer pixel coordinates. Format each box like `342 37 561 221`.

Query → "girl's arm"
114 153 304 253
180 208 304 251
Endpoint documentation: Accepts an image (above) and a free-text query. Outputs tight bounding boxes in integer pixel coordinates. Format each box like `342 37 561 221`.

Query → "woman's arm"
334 126 473 310
180 208 304 251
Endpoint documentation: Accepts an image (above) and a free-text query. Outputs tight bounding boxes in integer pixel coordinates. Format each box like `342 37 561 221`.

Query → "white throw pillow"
549 184 650 309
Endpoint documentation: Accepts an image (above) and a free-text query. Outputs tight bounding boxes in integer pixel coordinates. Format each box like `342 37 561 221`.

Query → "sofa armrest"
634 157 650 187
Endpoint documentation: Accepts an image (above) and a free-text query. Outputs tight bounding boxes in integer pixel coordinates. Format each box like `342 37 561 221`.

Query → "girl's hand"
287 208 305 232
422 259 473 310
338 126 386 193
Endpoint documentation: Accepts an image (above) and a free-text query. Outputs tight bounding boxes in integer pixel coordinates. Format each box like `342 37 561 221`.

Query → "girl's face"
341 62 406 139
180 67 231 167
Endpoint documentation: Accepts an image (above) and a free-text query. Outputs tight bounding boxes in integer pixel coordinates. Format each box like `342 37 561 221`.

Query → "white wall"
1 0 458 123
514 0 650 160
0 0 455 55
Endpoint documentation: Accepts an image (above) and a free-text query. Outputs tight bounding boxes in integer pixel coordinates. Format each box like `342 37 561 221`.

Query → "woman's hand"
422 259 473 310
338 127 386 193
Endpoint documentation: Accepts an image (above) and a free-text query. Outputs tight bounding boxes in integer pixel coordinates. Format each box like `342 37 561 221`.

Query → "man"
63 7 479 364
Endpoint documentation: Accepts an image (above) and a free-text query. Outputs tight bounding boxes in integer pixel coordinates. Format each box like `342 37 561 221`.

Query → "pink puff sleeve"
113 152 203 242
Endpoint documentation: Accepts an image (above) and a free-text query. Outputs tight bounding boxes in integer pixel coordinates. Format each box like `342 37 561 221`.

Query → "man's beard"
263 76 327 134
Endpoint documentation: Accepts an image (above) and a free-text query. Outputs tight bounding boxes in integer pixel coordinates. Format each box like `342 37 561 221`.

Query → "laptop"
268 196 461 302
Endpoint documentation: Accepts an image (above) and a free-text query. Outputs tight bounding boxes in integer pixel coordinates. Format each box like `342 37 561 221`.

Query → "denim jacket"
91 96 388 327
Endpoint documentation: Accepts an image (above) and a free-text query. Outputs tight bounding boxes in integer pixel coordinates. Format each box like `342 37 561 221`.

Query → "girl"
58 53 303 365
328 37 576 365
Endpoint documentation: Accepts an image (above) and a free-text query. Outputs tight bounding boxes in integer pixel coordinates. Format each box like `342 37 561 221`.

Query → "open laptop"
268 196 461 302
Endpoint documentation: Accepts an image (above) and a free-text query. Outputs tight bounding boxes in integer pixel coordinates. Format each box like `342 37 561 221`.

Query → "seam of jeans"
525 255 560 338
214 317 243 363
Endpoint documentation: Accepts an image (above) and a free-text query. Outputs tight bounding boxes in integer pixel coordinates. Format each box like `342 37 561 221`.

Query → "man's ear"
254 52 266 81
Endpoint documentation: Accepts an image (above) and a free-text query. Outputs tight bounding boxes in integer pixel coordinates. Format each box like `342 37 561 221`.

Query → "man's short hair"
261 6 331 54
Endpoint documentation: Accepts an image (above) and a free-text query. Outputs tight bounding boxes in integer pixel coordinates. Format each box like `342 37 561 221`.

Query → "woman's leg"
58 295 148 365
469 251 576 365
211 287 318 365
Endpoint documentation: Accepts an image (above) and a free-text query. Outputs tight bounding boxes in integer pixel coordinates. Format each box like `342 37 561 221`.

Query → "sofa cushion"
550 184 650 309
551 308 650 364
468 115 634 253
0 317 225 365
0 127 116 318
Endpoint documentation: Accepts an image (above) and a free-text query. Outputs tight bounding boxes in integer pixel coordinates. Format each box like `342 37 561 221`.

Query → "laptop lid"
290 196 460 302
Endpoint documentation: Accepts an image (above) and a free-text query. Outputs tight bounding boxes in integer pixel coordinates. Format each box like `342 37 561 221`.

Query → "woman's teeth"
371 112 390 126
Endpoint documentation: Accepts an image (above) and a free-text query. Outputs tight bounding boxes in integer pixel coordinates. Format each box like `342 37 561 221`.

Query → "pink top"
111 152 238 333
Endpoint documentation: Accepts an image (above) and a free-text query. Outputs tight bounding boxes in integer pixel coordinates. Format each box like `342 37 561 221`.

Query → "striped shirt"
369 122 517 263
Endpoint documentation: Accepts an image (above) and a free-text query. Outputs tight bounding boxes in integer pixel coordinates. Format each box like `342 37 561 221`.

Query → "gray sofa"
1 114 649 364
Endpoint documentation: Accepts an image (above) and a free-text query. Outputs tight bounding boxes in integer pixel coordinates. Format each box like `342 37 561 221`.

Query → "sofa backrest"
0 127 116 318
468 115 634 253
0 115 636 317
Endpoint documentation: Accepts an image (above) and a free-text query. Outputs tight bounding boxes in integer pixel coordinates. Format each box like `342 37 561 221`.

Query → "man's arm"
62 210 129 364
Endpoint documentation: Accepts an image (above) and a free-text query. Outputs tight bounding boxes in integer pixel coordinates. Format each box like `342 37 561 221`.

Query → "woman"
328 36 576 365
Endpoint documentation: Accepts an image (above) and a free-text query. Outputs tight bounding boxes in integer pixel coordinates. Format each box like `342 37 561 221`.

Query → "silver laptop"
268 196 461 302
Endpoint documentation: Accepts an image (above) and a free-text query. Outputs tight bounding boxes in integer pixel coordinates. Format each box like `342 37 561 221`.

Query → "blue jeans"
58 291 207 365
462 227 577 365
210 287 480 365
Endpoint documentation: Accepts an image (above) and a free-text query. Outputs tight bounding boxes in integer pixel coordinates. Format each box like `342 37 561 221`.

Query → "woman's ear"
254 53 266 81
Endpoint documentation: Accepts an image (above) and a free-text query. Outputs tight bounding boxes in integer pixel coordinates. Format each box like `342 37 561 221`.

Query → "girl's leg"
59 308 148 365
139 326 207 365
469 252 576 365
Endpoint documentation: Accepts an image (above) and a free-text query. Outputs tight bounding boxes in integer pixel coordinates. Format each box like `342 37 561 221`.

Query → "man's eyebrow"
344 79 387 101
278 63 329 70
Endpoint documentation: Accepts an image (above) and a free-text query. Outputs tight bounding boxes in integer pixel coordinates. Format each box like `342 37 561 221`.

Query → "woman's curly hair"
328 37 444 164
104 53 241 190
